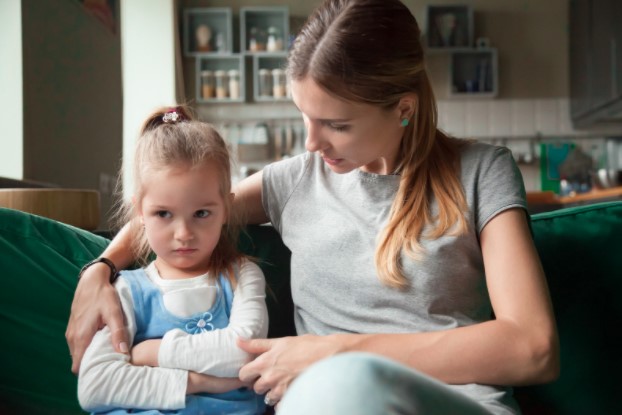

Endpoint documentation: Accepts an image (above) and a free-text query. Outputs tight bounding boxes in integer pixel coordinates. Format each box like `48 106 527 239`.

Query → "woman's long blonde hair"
113 106 243 283
288 0 469 289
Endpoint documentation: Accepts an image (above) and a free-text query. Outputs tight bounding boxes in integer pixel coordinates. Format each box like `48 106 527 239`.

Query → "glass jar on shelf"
228 69 241 100
200 70 215 99
214 70 229 99
249 27 266 52
272 68 287 98
258 69 272 97
266 26 283 52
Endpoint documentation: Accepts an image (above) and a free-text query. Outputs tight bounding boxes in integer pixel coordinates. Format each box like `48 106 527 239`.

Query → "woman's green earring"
401 118 409 127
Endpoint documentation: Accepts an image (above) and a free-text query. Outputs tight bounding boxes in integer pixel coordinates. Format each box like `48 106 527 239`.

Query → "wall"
121 0 178 200
0 0 24 179
182 0 569 99
21 0 123 229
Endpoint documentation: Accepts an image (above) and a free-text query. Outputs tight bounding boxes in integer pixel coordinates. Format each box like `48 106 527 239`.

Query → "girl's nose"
174 219 194 241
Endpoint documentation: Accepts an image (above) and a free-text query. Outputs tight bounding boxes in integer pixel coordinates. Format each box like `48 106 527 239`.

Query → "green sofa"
0 202 620 414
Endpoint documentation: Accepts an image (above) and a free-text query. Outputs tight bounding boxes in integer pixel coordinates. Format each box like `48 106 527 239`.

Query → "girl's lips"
174 248 197 254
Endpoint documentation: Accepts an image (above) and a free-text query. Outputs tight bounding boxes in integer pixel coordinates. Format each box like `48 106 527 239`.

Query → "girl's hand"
66 262 129 374
237 335 342 405
131 339 162 367
187 372 251 394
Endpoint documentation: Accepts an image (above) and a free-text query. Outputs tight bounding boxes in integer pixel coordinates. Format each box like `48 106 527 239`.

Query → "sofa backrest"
517 201 622 414
0 201 620 414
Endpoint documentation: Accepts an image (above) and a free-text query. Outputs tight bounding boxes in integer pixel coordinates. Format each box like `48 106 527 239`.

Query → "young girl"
77 107 268 414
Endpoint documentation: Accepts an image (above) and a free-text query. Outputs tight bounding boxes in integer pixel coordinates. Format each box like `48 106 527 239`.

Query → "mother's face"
291 77 412 175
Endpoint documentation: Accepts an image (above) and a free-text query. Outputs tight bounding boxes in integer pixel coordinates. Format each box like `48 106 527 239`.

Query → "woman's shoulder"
458 140 516 174
459 140 511 160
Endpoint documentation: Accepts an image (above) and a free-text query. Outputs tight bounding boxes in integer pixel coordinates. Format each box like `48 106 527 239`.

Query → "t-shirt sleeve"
474 146 527 233
261 152 310 233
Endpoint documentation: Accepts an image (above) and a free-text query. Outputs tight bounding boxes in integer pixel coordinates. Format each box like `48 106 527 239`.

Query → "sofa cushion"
0 207 109 414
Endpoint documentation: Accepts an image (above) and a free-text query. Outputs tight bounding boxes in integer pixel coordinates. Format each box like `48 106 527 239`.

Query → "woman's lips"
322 155 342 166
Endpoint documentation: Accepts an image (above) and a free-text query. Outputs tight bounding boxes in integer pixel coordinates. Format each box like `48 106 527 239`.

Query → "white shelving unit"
183 8 233 56
240 6 289 55
424 4 499 98
449 48 498 98
195 55 245 103
184 6 292 103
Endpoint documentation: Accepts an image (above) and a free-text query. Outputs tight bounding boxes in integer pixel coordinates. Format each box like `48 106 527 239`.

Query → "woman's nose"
305 121 324 153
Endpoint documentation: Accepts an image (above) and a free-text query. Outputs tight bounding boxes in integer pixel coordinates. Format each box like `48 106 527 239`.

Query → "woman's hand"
65 262 129 374
237 334 343 405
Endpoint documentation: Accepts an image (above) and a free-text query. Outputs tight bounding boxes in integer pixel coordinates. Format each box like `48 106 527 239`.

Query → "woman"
67 0 559 413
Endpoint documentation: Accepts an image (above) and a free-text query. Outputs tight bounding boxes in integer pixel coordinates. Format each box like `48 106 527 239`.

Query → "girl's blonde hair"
113 106 243 283
288 0 469 289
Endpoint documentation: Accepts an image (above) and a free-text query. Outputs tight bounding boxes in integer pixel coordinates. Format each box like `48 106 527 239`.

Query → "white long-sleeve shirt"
78 259 268 412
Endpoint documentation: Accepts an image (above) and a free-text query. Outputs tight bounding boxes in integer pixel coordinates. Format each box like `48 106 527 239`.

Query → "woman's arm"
238 208 559 401
66 223 135 373
233 170 270 225
156 260 269 377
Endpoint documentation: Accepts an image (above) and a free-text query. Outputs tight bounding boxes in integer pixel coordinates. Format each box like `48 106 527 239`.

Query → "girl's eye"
156 210 171 218
195 210 210 218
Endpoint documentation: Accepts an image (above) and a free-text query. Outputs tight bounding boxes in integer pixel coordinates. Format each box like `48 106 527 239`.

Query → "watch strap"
78 257 119 284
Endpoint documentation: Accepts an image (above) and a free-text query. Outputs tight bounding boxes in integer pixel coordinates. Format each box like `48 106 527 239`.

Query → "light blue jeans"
278 352 501 415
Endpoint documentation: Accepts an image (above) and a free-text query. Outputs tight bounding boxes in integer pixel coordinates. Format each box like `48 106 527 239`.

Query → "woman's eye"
327 123 349 132
156 211 171 218
195 210 210 218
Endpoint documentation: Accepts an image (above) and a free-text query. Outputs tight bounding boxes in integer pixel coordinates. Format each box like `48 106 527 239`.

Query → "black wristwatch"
78 257 120 284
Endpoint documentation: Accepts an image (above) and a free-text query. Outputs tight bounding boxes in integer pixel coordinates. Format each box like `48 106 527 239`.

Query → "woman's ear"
397 94 418 121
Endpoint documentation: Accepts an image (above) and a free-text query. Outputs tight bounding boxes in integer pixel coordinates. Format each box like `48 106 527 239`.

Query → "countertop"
526 186 622 213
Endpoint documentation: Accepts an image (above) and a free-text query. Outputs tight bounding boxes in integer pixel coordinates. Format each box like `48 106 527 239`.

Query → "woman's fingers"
66 268 128 374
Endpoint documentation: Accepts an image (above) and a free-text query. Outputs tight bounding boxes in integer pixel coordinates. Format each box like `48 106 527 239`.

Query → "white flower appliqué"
185 312 215 334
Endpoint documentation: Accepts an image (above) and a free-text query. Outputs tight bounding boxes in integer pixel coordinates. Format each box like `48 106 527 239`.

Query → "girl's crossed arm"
131 259 269 377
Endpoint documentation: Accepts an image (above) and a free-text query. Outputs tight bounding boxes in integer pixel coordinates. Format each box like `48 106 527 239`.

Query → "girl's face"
137 162 228 279
291 76 410 175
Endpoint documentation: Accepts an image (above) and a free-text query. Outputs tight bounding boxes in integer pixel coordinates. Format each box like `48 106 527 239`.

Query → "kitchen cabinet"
569 0 622 128
569 0 591 118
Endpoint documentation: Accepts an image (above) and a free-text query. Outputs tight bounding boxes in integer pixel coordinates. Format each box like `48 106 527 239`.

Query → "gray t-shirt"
262 142 526 414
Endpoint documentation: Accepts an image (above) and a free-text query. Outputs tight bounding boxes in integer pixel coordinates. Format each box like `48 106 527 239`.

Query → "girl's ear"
132 196 144 224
